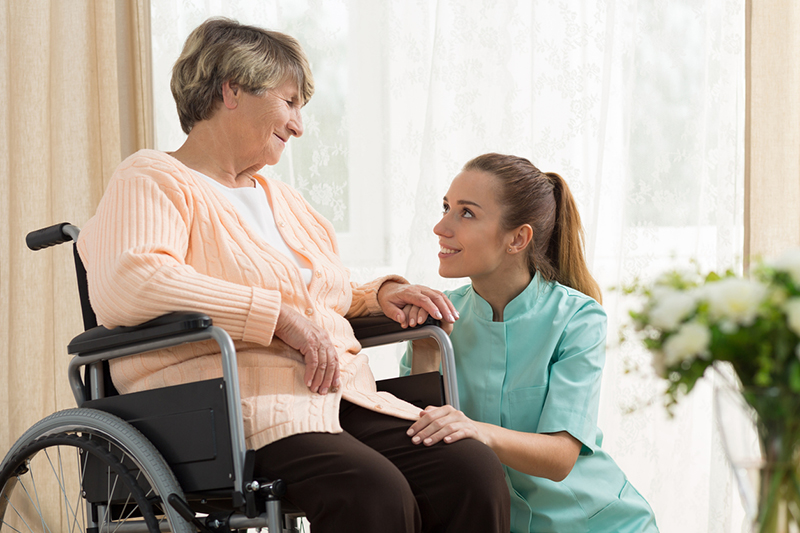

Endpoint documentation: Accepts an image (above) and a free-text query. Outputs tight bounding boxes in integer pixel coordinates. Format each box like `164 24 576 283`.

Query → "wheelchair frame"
0 222 459 533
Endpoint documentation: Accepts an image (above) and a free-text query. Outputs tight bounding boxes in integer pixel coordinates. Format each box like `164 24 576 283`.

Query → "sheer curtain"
151 1 745 530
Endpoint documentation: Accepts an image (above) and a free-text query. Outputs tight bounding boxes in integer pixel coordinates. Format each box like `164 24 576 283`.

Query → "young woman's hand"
274 303 340 395
406 405 486 446
377 282 458 328
408 405 582 481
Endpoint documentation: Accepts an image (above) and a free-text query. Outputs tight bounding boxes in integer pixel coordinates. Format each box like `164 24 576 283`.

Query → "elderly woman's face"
232 78 304 168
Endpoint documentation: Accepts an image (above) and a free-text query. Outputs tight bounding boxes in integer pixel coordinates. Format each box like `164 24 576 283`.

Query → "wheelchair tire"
0 408 193 533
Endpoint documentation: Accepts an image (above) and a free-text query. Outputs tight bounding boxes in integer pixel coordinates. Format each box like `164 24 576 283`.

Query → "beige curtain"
0 0 152 453
745 0 800 265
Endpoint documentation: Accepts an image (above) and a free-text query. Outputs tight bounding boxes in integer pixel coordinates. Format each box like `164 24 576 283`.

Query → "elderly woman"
77 17 509 533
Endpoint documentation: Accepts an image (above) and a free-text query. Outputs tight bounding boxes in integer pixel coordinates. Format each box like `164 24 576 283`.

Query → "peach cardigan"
77 150 420 449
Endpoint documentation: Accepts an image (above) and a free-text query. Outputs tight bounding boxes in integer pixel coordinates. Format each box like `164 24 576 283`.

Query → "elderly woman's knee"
443 439 509 495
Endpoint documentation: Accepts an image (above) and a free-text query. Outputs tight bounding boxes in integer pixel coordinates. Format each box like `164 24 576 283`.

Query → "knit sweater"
77 150 421 449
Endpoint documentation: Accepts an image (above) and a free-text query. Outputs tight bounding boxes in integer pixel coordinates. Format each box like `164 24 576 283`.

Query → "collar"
467 271 552 322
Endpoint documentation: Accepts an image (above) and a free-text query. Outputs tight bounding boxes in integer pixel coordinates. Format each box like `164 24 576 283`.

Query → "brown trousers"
254 400 511 533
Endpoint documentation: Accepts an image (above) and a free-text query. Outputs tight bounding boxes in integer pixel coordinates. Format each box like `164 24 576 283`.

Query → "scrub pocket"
587 480 658 532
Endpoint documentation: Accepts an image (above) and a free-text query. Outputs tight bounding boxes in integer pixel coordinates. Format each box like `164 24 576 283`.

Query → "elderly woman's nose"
289 109 304 137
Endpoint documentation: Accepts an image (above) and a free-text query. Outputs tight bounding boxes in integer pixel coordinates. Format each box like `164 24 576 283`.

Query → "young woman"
401 153 658 533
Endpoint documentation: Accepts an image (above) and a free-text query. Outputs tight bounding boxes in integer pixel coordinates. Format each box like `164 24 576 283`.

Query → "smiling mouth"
274 134 287 143
440 246 460 255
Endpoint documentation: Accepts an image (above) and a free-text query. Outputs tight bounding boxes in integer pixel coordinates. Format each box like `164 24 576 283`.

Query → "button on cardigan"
77 150 421 449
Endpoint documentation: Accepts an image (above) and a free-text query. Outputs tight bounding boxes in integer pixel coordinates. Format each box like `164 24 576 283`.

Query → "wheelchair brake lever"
167 493 216 533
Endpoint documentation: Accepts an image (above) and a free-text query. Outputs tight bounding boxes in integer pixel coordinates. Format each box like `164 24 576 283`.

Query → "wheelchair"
0 222 459 533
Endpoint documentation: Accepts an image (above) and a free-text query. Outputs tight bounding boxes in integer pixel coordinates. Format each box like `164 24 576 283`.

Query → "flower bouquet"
624 252 800 532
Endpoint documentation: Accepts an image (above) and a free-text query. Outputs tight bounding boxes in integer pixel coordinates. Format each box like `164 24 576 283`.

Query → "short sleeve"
536 301 607 455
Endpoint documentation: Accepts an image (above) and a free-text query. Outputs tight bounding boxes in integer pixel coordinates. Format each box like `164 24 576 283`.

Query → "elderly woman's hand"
274 303 340 394
377 282 458 328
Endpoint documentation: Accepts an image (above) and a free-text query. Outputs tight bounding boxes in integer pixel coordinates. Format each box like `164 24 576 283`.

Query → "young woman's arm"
407 405 582 481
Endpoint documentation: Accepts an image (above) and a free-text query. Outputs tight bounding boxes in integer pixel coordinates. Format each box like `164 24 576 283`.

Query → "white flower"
771 248 800 285
662 322 711 367
702 278 767 326
783 297 800 336
648 290 698 331
718 320 738 334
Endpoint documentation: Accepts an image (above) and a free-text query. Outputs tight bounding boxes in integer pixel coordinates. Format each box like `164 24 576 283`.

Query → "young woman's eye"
462 209 474 218
442 203 450 214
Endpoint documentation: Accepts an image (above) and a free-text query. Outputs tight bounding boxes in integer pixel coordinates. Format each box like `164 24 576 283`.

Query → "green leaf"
790 360 800 392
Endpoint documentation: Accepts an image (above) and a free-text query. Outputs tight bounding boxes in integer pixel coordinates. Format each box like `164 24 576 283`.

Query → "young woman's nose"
433 216 451 237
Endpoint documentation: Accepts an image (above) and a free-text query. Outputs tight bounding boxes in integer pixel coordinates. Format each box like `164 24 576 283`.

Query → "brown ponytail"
462 154 602 303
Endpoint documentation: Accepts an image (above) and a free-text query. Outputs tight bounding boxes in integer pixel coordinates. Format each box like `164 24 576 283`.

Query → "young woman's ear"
508 224 533 254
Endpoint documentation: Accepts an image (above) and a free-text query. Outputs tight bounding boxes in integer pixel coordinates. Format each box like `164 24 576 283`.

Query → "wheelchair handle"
26 222 80 250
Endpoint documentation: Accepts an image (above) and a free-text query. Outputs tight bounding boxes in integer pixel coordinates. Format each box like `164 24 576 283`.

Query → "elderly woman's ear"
221 81 241 109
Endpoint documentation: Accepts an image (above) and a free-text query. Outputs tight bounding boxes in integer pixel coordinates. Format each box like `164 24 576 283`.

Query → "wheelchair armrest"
67 311 212 355
348 315 459 410
349 315 439 341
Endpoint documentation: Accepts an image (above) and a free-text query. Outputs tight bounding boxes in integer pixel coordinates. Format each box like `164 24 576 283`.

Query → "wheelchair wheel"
0 408 193 533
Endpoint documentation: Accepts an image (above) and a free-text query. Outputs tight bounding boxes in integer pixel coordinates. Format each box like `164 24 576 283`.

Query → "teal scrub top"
401 274 658 533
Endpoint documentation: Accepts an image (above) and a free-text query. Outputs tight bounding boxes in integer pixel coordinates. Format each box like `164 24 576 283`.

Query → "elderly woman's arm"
78 165 282 348
79 161 346 395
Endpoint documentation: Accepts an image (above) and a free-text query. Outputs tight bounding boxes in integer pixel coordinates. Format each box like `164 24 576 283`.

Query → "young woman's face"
433 169 514 281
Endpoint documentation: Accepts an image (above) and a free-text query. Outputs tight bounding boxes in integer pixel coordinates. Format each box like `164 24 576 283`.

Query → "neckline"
468 272 547 322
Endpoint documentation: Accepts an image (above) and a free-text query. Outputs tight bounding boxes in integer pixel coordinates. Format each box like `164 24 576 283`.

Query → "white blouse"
195 171 313 285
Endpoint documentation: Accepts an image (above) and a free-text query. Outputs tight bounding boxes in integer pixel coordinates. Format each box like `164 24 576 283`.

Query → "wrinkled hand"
274 303 340 394
378 282 458 328
406 405 484 446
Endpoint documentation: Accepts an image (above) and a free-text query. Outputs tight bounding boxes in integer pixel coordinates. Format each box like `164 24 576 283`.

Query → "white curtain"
150 1 746 530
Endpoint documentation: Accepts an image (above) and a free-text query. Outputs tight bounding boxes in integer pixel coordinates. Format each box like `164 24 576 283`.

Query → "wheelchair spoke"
62 445 86 533
0 515 25 533
73 448 88 533
28 461 51 533
2 410 191 533
17 469 51 533
2 481 37 533
45 445 84 533
106 465 125 533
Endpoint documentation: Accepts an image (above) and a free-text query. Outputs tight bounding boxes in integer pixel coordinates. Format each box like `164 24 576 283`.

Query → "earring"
507 248 513 253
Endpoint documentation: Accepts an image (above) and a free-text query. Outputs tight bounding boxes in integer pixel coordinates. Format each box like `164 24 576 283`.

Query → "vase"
714 384 800 533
